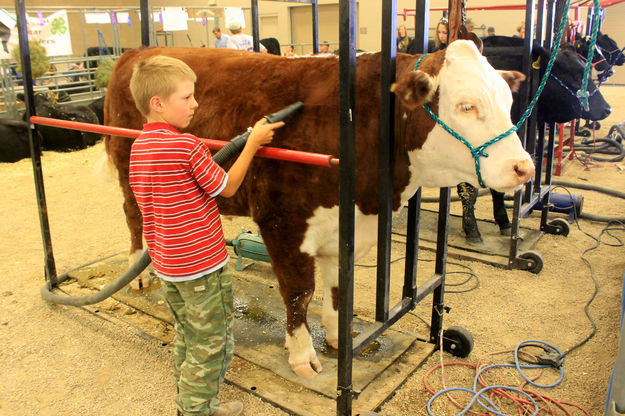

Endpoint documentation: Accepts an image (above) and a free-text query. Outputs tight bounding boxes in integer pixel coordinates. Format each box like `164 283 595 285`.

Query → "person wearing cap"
465 17 475 32
487 26 496 36
226 21 267 52
319 41 331 54
212 27 230 48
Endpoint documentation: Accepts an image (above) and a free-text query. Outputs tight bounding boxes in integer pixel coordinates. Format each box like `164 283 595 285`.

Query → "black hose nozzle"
212 101 304 166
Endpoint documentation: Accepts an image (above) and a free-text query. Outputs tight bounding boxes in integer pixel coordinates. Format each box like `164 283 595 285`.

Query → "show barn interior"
1 1 625 416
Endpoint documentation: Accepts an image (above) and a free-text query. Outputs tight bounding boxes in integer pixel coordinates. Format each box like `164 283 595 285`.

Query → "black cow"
0 119 34 163
17 92 101 151
88 96 105 125
459 36 612 242
574 31 623 133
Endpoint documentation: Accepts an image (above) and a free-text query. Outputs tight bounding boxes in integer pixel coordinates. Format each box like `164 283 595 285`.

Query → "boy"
128 55 283 416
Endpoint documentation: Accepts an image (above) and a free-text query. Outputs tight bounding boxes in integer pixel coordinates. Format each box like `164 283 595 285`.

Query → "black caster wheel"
575 128 591 137
442 326 474 358
549 218 570 236
519 250 544 274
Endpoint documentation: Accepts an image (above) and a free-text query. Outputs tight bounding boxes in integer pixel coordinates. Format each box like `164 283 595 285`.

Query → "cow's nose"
513 160 535 184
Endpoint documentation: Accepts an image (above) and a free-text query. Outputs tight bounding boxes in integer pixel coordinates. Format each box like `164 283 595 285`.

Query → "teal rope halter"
412 0 575 188
577 0 602 111
413 53 518 188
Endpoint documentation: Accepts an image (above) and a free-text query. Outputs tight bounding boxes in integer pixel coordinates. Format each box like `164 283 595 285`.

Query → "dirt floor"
1 84 625 416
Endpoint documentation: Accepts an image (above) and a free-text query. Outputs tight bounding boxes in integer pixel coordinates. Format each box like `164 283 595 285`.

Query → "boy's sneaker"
212 401 244 416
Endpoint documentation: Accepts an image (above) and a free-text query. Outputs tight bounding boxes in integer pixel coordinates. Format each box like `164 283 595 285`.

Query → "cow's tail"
95 146 117 182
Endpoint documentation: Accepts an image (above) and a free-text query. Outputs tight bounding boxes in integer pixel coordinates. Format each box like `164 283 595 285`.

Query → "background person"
433 18 448 51
397 24 411 53
319 41 331 54
226 21 267 52
212 27 230 48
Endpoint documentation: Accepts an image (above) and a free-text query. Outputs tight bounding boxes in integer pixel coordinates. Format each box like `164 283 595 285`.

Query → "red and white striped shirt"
129 122 229 281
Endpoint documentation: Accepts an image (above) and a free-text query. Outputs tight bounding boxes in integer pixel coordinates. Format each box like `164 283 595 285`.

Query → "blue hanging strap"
97 28 111 57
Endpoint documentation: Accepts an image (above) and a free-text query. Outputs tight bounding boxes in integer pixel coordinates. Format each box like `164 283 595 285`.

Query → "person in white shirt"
226 21 267 52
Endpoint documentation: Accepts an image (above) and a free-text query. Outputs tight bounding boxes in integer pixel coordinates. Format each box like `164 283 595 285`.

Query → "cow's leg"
318 256 339 349
259 228 321 378
457 182 482 243
490 189 511 235
118 169 150 290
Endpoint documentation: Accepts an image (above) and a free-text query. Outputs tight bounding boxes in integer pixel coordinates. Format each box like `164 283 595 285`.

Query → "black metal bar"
337 0 357 414
251 0 260 52
140 0 150 46
429 187 450 344
531 0 546 197
312 0 319 54
354 271 443 354
403 189 421 302
509 0 537 266
15 0 58 287
522 0 537 204
482 46 527 56
375 0 397 324
413 0 429 54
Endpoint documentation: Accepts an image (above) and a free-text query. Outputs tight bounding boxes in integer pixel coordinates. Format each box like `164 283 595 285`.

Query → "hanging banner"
0 8 16 58
85 12 110 24
162 7 188 31
224 7 245 30
0 9 72 59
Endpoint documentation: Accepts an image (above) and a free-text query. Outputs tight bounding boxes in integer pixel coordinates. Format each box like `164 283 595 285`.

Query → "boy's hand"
248 118 285 148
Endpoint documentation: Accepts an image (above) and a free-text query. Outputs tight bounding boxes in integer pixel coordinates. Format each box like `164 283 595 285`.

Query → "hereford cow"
458 37 612 242
105 42 534 378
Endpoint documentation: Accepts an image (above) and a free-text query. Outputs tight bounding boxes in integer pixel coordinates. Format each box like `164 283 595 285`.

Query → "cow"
574 31 623 133
457 36 612 242
104 42 534 378
18 92 101 151
0 119 34 163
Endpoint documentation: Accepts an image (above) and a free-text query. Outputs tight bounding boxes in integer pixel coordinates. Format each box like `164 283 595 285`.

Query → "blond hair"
129 55 197 117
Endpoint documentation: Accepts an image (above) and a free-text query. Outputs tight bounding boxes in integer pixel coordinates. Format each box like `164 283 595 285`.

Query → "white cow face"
394 40 534 193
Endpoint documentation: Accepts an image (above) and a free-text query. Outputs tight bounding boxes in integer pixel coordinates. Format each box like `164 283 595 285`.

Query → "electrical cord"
424 340 592 416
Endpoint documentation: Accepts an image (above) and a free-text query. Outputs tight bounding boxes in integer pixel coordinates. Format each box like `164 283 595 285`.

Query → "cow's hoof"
466 236 483 245
499 225 512 236
326 337 339 350
292 359 322 378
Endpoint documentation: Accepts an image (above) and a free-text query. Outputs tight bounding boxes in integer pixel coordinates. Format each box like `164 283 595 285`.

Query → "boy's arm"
220 118 284 198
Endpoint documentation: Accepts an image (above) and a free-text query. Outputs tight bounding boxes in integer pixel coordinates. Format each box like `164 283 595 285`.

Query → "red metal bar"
30 115 339 168
399 0 622 16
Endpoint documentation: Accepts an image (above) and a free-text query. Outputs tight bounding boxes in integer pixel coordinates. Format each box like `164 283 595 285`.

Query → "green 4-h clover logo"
50 17 67 35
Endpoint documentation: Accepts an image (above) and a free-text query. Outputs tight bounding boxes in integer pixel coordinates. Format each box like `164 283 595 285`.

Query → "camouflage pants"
160 266 235 416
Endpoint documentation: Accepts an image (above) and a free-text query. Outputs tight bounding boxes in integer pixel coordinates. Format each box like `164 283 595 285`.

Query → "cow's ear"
391 70 437 110
498 70 526 92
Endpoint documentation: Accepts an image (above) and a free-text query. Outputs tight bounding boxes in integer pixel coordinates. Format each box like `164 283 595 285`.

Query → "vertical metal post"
403 189 421 302
140 0 150 46
312 0 319 54
337 0 356 413
429 187 451 343
15 0 57 287
376 0 397 324
251 0 260 52
509 0 537 267
413 0 430 54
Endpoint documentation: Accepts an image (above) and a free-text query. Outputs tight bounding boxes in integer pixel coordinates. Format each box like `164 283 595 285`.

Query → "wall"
0 0 619 62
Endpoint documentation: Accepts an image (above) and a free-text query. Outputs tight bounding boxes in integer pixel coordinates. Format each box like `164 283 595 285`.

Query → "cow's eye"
459 103 475 112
